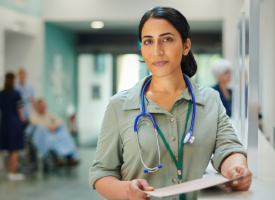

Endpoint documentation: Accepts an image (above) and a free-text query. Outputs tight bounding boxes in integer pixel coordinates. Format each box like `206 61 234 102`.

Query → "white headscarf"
212 59 232 80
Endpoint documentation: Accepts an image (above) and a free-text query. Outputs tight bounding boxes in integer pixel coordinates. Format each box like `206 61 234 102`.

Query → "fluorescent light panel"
91 21 104 29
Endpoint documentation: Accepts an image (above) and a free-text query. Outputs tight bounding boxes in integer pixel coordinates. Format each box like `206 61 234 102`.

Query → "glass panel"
233 5 250 148
192 53 222 87
77 53 113 146
116 54 149 93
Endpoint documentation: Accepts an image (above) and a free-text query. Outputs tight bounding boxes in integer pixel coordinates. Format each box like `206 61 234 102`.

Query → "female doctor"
89 6 252 200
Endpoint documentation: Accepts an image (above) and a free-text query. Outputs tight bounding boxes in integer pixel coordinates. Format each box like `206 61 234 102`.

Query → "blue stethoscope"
134 75 196 173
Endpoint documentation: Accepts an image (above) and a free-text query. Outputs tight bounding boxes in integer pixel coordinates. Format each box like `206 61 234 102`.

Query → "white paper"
144 174 244 198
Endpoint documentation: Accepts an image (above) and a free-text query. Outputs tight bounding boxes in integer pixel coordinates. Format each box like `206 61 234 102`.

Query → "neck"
218 81 227 89
19 81 25 86
148 67 186 94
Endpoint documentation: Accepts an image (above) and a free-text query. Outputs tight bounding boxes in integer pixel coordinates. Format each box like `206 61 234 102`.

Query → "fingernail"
147 194 151 197
221 184 226 188
233 180 238 185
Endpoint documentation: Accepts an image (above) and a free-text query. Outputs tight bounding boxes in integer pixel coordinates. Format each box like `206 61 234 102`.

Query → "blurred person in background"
27 99 78 166
67 105 78 146
67 105 77 135
15 68 37 130
212 59 232 117
0 73 26 181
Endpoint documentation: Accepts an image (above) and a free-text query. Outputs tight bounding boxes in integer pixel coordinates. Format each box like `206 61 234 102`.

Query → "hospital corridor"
0 0 275 200
0 148 105 200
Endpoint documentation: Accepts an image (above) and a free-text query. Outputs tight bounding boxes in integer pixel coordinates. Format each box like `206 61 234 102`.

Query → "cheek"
166 44 183 65
141 47 150 62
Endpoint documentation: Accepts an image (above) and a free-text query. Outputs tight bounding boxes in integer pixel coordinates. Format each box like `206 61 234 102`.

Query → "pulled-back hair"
4 73 15 91
138 6 197 77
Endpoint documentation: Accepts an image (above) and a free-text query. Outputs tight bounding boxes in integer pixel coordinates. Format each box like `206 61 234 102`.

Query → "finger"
226 168 240 179
224 187 233 193
237 182 252 191
139 179 154 191
243 168 253 179
221 183 230 188
130 180 149 198
220 184 232 192
229 168 252 188
235 166 245 175
232 178 252 191
231 178 249 190
221 176 244 189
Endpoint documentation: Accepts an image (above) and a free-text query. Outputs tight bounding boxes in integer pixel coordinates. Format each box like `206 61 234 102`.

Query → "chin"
151 71 172 78
151 69 179 78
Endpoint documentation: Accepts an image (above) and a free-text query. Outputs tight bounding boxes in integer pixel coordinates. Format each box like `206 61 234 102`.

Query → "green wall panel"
44 23 77 120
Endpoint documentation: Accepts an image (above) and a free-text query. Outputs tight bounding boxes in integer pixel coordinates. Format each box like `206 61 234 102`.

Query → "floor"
0 147 106 200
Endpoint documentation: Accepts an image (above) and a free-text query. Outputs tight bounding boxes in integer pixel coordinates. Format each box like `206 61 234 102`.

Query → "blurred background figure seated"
25 99 79 167
212 59 232 117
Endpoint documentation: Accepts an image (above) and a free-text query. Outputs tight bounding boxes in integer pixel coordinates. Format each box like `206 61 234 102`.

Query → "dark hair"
4 73 15 91
138 6 197 77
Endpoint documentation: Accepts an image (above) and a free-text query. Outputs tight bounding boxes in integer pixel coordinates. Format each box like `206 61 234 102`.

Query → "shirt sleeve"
28 85 34 99
15 91 23 107
211 91 247 172
89 100 123 189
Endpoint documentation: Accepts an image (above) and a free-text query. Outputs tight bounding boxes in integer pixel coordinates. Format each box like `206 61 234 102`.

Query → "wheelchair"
18 127 59 173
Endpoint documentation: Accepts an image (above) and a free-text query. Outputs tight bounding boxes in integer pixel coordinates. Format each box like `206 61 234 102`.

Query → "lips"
152 60 168 67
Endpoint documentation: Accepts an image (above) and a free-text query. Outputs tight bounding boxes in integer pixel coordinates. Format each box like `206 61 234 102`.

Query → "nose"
153 41 164 57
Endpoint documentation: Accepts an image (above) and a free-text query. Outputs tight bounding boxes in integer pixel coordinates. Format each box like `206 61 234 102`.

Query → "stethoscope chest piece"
183 132 195 144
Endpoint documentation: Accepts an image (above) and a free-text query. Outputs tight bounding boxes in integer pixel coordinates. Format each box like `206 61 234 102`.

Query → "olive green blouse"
89 74 246 200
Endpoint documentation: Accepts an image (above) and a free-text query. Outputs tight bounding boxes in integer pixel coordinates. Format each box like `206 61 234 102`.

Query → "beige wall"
0 6 44 97
260 0 275 147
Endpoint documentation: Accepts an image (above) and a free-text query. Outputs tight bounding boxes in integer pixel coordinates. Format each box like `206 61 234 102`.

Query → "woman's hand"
220 153 252 192
221 165 252 192
126 179 154 200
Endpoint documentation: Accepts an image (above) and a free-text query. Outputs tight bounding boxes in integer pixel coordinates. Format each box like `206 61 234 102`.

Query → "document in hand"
144 174 244 198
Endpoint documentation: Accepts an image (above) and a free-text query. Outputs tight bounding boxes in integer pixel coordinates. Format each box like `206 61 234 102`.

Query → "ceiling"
49 20 222 34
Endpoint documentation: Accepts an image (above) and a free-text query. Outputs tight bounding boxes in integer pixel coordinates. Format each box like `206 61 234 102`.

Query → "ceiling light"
91 21 104 29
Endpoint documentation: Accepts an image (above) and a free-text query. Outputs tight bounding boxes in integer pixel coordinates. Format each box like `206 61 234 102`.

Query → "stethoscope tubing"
183 76 196 133
134 75 196 172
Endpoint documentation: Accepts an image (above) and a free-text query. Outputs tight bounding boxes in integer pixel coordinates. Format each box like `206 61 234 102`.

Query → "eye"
163 37 173 42
144 40 152 45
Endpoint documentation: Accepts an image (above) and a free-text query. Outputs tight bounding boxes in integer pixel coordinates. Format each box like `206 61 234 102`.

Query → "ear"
182 38 191 56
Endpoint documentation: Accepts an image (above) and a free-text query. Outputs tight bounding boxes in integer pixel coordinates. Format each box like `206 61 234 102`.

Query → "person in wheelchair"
26 99 79 166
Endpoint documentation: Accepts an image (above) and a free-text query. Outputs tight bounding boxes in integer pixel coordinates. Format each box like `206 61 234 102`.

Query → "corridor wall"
0 5 44 97
44 23 77 120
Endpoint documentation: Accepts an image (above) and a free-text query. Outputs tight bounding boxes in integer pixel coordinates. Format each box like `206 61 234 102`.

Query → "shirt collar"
122 74 205 111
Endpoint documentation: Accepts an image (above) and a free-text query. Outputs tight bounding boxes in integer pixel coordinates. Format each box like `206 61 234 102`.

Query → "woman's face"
219 69 231 83
141 18 191 77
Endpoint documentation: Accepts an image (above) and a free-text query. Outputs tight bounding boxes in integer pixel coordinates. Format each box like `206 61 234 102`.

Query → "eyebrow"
142 32 175 39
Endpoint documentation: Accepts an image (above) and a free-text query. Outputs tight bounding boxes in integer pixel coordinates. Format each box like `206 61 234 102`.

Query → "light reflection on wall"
117 54 140 93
